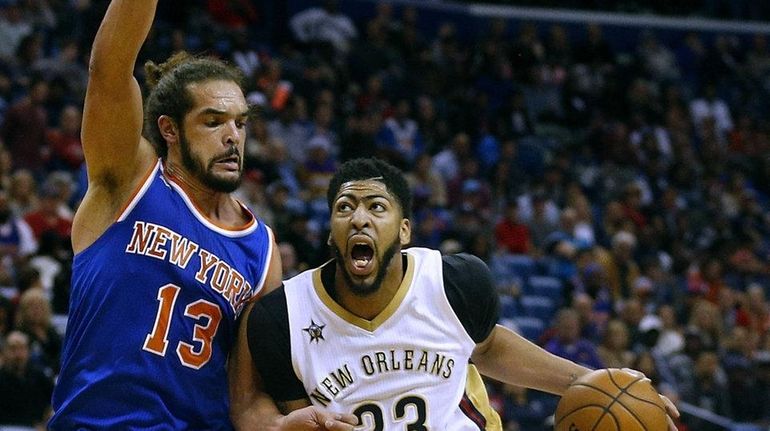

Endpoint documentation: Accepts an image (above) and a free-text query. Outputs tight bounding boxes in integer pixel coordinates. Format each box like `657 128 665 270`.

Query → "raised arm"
73 0 159 251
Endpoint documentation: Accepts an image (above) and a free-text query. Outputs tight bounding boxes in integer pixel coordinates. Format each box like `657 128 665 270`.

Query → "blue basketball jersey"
50 161 274 430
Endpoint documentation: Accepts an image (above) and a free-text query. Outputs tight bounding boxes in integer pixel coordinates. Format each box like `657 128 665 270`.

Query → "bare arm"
471 324 590 395
229 247 284 427
228 305 357 431
73 0 158 252
472 325 680 430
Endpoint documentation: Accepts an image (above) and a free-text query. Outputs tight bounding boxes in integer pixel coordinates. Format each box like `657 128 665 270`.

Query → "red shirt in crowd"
494 219 531 254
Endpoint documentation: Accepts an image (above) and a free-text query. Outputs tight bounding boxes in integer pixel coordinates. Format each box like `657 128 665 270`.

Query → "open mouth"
350 243 375 275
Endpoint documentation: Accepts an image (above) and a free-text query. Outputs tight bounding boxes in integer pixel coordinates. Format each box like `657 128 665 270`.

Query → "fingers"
666 414 677 431
322 413 358 431
661 395 680 419
660 395 680 431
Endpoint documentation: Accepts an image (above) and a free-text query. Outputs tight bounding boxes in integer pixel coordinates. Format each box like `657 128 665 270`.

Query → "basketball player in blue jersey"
234 158 680 430
49 1 357 429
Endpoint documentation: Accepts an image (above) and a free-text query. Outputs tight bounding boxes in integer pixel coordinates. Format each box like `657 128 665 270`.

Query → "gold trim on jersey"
465 364 503 431
312 253 416 332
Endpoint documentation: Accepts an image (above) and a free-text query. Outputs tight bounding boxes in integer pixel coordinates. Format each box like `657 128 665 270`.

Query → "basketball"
554 368 668 431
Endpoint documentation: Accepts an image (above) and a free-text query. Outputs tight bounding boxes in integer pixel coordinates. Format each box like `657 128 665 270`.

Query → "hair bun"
143 51 192 89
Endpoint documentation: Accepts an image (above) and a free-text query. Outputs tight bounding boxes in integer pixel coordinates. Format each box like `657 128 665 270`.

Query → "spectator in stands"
683 349 732 430
690 81 733 139
572 292 603 341
631 275 657 313
655 304 685 357
406 153 448 209
596 230 641 301
31 40 88 100
348 20 399 90
544 307 605 369
414 94 449 155
432 132 471 184
23 182 71 241
744 283 770 336
43 170 76 218
497 91 534 138
46 104 83 173
597 318 635 368
298 135 337 201
494 199 532 255
15 285 61 374
1 75 49 174
448 159 491 214
378 98 424 167
7 168 37 216
27 230 65 300
668 327 708 402
0 0 33 61
205 0 258 32
577 261 613 319
687 299 723 351
619 182 648 232
523 190 560 254
720 325 760 422
500 383 556 431
489 137 529 201
0 330 54 428
637 30 680 82
267 97 313 165
564 186 596 249
0 189 36 286
289 0 357 58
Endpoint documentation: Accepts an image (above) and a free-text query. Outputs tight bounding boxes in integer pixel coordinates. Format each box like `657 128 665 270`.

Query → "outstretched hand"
280 407 358 430
660 394 680 431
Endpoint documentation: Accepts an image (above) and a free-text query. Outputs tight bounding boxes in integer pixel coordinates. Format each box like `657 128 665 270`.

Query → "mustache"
217 146 240 160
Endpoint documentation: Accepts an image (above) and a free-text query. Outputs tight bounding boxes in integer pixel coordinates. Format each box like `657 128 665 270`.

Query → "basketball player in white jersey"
231 158 679 430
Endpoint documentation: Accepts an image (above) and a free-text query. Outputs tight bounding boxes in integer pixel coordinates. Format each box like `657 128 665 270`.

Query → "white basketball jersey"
283 247 502 430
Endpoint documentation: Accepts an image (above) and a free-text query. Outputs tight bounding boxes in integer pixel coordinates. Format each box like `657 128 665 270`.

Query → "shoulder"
442 253 492 282
440 252 499 344
250 285 288 323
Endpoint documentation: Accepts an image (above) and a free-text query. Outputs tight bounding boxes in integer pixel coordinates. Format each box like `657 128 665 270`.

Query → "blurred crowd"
0 0 769 429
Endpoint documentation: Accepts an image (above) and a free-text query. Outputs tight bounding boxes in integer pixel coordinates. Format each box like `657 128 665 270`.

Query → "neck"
332 253 406 321
164 161 246 225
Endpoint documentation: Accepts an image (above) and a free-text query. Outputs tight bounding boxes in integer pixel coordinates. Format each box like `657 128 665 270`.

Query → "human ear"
400 218 411 245
158 115 179 145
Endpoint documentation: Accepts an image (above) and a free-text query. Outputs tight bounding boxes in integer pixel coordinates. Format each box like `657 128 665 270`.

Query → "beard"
179 130 242 193
331 236 400 297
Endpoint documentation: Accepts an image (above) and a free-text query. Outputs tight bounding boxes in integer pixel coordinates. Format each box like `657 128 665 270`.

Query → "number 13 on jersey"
143 284 223 369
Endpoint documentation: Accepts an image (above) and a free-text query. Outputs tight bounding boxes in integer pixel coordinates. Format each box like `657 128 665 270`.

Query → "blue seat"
511 316 546 341
519 295 556 321
527 275 564 301
498 294 520 320
490 253 536 279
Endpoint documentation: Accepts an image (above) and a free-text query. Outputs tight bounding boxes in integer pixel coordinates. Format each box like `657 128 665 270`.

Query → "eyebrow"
198 108 251 118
